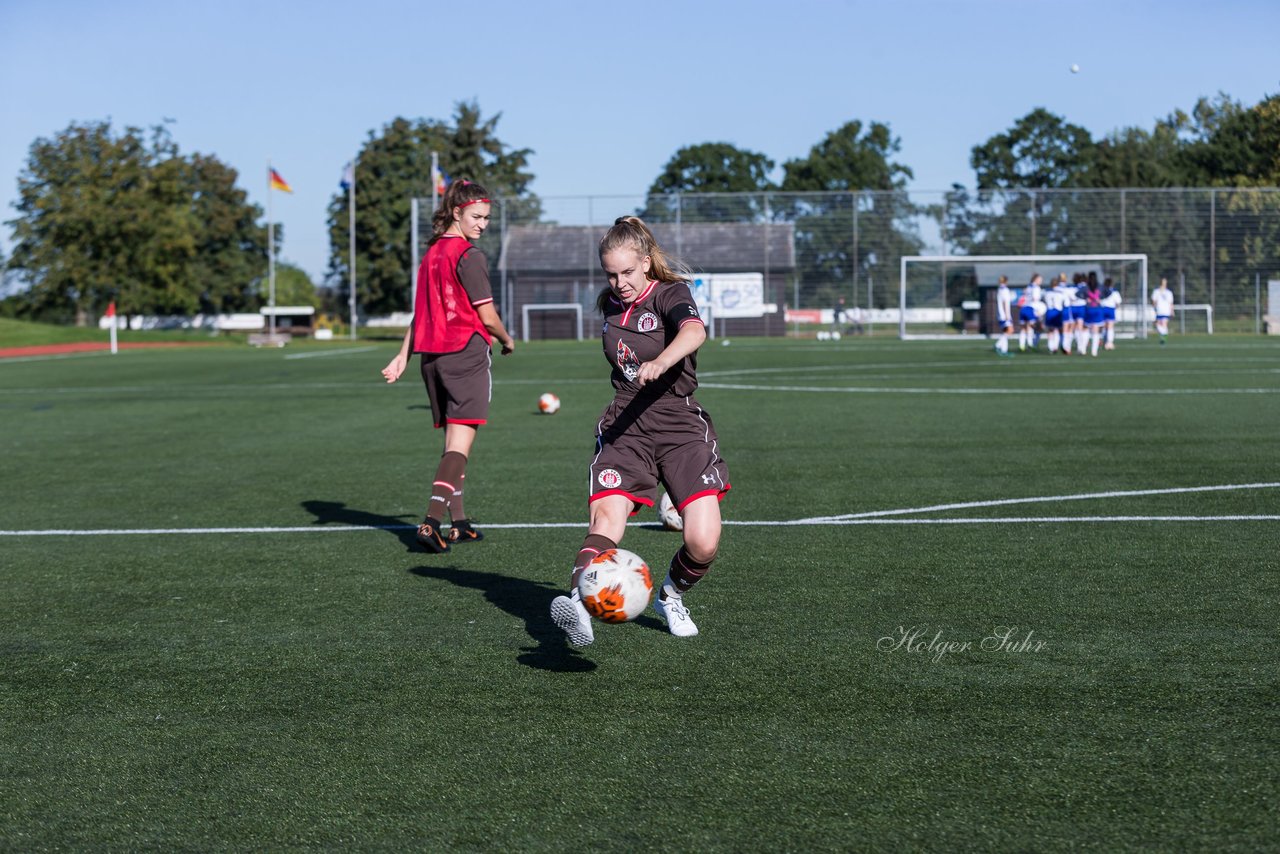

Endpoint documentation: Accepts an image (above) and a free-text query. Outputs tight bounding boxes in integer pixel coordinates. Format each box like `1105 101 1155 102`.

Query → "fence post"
1029 189 1037 254
1209 188 1216 316
1179 271 1186 335
852 192 860 312
1120 188 1126 254
764 192 771 339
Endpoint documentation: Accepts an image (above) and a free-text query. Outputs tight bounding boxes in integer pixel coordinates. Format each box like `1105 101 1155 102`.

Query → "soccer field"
2 336 1278 851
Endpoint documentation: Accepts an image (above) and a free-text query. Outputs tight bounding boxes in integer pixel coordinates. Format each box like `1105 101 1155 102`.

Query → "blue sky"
2 0 1277 284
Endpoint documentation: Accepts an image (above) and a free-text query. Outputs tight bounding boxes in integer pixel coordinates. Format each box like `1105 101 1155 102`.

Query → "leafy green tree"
649 142 776 194
970 108 1095 190
186 153 272 312
641 142 776 223
326 101 538 316
269 262 319 307
955 109 1097 255
1087 124 1185 188
1167 92 1280 187
782 120 912 193
5 121 267 323
779 120 922 308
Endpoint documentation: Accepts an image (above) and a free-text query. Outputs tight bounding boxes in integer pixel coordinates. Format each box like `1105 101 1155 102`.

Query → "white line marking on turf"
5 483 1279 536
756 516 1280 525
283 346 379 360
801 482 1280 523
701 382 1280 395
4 515 1278 536
0 351 118 365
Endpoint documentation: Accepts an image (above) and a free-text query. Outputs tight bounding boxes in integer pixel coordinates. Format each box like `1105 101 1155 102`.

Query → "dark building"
497 222 796 339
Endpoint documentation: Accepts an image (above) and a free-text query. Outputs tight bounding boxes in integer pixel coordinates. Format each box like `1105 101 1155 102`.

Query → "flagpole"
431 151 440 216
348 159 357 341
267 158 277 339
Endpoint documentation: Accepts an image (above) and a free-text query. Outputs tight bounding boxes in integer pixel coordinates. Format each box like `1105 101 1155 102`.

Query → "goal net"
1169 303 1214 335
898 254 1149 340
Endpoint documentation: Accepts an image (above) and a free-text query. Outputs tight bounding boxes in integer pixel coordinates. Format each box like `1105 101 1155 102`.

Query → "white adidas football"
658 492 683 531
578 548 654 623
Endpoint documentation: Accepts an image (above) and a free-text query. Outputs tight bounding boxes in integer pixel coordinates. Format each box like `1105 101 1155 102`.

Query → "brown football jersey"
601 280 704 398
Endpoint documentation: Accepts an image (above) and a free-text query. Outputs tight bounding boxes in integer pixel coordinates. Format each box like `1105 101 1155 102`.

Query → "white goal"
1170 303 1214 335
521 302 584 342
899 254 1149 340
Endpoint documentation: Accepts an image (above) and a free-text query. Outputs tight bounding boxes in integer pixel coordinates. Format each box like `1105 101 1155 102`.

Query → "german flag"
269 168 293 193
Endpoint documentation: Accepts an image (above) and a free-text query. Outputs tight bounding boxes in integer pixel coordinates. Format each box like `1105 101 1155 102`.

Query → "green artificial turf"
2 335 1278 851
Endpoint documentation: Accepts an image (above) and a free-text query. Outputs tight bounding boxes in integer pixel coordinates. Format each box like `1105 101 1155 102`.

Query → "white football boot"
550 591 594 647
654 589 699 638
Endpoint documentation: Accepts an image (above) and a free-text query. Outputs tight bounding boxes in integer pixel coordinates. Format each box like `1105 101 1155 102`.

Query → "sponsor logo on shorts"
701 473 717 485
637 312 659 332
597 469 622 488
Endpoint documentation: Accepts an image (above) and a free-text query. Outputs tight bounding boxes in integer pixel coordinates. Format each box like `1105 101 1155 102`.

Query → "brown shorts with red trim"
420 333 492 428
589 393 731 514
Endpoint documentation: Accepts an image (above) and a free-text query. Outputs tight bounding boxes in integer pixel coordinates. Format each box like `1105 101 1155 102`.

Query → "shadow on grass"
301 499 419 552
410 565 597 673
301 499 623 671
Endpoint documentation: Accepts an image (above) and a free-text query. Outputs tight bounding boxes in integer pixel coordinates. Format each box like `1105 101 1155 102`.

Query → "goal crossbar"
899 254 1149 340
521 302 584 342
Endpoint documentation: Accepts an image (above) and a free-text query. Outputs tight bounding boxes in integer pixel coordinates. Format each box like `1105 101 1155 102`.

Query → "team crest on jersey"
597 469 622 489
637 312 659 332
616 339 641 381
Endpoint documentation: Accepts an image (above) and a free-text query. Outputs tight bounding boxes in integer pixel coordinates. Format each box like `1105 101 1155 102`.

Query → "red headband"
459 198 490 209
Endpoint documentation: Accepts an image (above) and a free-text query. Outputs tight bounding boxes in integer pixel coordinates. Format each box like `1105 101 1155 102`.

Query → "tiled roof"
501 222 796 274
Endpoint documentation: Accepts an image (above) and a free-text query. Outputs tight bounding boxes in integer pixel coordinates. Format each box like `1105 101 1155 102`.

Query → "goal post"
521 302 584 342
1172 303 1213 335
899 254 1149 340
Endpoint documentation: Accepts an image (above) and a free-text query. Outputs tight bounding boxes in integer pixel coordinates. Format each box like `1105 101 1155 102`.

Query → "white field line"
801 481 1280 523
0 351 119 365
700 359 1280 380
4 483 1277 537
702 382 1280 395
0 378 603 395
775 516 1280 525
283 346 379 360
3 516 1278 537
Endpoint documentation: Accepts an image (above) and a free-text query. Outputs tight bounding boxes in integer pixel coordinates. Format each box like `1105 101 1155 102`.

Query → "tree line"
3 93 1277 323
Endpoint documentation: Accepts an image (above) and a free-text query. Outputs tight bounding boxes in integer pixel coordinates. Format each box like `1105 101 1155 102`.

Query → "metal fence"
414 188 1280 336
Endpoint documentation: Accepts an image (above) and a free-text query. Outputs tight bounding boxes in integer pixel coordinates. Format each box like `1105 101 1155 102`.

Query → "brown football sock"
427 451 467 522
666 545 714 596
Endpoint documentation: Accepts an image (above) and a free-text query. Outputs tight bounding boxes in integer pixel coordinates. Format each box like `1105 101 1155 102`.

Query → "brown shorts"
420 334 492 428
589 394 731 514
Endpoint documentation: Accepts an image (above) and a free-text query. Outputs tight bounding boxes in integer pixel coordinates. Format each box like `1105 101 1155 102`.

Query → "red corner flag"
106 301 116 318
269 168 293 193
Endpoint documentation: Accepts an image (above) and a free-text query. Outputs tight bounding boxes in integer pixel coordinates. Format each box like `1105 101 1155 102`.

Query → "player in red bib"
551 217 731 646
381 179 515 553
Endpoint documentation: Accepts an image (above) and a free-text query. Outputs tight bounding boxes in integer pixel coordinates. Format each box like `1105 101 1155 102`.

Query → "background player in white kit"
1018 274 1043 352
1152 278 1175 344
1101 278 1122 351
994 276 1014 356
1056 274 1082 355
1042 276 1066 354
